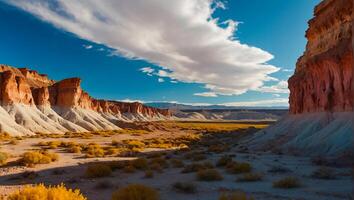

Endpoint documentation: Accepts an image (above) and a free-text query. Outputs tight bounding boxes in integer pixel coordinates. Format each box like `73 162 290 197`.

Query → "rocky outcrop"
0 64 170 135
246 0 353 157
289 0 353 114
0 70 34 106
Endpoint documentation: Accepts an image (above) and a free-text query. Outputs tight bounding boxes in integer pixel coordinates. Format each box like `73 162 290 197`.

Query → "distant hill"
145 102 289 110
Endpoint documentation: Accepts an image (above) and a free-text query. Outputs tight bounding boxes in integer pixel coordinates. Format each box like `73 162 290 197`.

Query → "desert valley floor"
0 121 352 200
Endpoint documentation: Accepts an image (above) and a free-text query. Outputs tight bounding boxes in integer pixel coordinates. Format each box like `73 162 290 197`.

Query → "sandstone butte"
288 0 353 114
0 64 170 118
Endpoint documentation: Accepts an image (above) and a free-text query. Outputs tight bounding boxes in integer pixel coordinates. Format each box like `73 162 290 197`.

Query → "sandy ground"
0 122 352 200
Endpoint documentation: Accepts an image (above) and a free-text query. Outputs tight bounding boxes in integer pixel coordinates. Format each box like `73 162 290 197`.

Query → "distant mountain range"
145 102 289 111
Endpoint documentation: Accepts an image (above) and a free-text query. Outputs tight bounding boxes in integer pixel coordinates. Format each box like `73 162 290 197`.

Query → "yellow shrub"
85 145 105 158
124 140 145 149
21 151 58 167
111 184 159 200
7 183 86 200
85 164 112 178
69 146 82 153
0 152 9 166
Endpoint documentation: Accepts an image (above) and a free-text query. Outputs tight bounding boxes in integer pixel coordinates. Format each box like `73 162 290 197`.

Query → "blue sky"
0 0 320 106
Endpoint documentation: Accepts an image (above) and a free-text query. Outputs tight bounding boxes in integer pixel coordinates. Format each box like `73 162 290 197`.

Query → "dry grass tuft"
111 184 159 200
197 169 223 181
273 177 300 188
85 164 112 178
226 162 251 174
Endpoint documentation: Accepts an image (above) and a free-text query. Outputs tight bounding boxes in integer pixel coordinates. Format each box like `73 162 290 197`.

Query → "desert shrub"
111 184 159 200
172 182 197 194
48 141 63 149
197 169 223 181
69 146 82 153
123 165 136 173
7 183 87 200
85 145 105 158
124 140 145 149
144 170 154 178
237 173 263 182
273 177 300 188
85 164 112 178
0 152 9 166
131 158 148 170
217 155 232 167
311 167 335 179
226 162 251 174
170 158 184 168
21 151 58 167
219 191 254 200
182 162 213 173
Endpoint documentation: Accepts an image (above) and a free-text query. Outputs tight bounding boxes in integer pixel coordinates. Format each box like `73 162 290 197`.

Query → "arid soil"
0 121 352 200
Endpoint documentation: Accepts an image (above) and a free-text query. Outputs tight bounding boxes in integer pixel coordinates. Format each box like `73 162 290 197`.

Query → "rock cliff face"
289 0 353 114
247 0 353 157
0 64 170 135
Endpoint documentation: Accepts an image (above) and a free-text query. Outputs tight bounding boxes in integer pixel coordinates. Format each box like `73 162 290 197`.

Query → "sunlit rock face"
247 0 353 157
0 64 170 135
289 0 353 114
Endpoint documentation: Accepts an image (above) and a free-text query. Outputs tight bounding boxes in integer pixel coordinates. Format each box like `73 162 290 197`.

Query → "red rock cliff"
0 64 170 118
289 0 353 114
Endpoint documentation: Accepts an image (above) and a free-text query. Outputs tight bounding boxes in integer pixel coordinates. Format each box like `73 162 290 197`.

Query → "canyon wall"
0 64 170 135
289 0 353 114
247 0 353 157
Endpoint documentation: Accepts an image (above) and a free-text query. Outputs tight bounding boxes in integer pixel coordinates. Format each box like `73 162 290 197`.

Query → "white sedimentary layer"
0 103 170 136
245 112 354 156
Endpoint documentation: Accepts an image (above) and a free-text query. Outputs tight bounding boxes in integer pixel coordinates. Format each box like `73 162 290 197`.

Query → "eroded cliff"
288 0 353 114
0 64 170 135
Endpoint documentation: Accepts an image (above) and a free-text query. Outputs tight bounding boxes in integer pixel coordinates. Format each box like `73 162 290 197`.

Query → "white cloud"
282 69 294 72
140 67 154 74
256 80 289 94
9 0 279 95
83 44 93 49
117 99 145 103
221 98 288 107
158 78 165 82
194 92 218 97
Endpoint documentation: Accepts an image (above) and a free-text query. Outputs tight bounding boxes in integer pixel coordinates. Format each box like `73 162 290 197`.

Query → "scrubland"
0 121 351 200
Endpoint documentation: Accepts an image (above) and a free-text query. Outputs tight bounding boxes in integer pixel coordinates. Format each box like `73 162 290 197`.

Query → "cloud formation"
194 92 218 97
9 0 279 96
256 80 289 94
